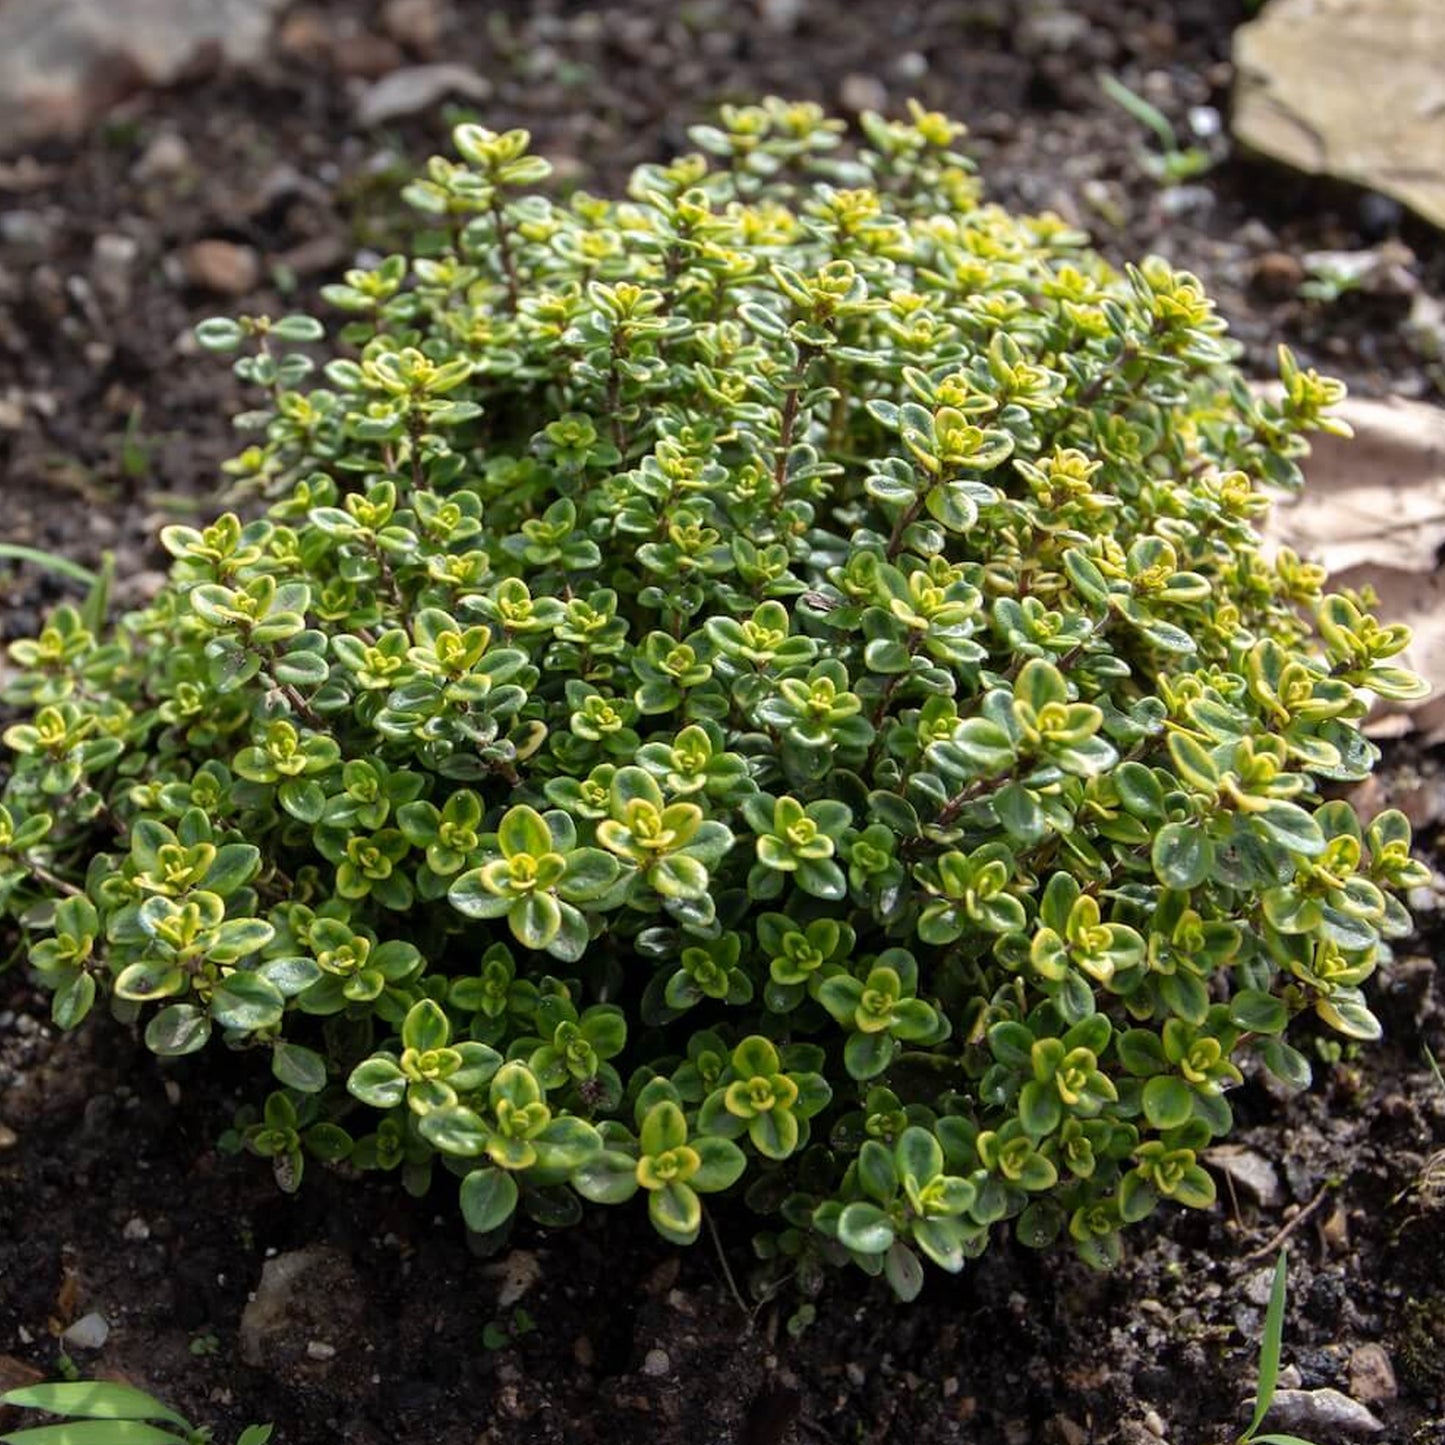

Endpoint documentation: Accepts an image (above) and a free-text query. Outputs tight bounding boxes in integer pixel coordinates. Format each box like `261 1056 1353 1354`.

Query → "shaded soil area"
2 2 1444 1442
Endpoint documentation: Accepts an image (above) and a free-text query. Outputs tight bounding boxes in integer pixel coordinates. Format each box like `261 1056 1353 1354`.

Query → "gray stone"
838 73 887 116
1348 1344 1398 1406
354 63 491 127
380 0 450 52
1016 6 1092 54
0 0 286 153
61 1313 110 1350
642 1348 670 1377
1266 1388 1385 1438
1204 1146 1285 1208
133 132 192 182
1233 0 1445 232
92 233 140 310
179 239 261 296
0 211 54 251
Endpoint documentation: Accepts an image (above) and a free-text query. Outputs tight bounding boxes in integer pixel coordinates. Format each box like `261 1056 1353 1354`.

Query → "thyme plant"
0 101 1427 1298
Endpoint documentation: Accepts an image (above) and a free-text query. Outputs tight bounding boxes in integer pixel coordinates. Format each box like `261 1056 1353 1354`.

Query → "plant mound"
0 102 1428 1298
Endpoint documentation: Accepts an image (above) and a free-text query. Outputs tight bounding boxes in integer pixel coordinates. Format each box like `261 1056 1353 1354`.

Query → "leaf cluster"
0 100 1426 1298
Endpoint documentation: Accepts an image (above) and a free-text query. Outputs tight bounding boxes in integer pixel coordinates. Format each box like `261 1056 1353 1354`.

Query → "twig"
25 859 84 898
703 1203 752 1328
1239 1185 1330 1264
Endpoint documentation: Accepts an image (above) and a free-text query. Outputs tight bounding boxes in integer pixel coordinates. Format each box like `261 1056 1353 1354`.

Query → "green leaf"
1151 822 1212 890
572 1150 640 1205
52 973 97 1031
0 1423 188 1445
648 1181 701 1243
348 1057 407 1109
498 804 553 859
459 1168 520 1233
1255 803 1324 857
210 972 286 1032
1229 990 1288 1035
272 1041 328 1093
640 1100 688 1156
0 1384 187 1427
512 892 562 950
1141 1076 1194 1130
144 1005 211 1057
1244 1252 1290 1441
837 1201 895 1255
691 1135 746 1193
419 1106 490 1158
1018 1080 1063 1138
402 998 450 1052
883 1240 924 1300
896 1126 943 1186
843 1030 894 1081
534 1115 603 1171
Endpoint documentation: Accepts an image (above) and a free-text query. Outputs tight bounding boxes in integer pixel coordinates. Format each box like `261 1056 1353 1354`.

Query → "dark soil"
3 2 1444 1442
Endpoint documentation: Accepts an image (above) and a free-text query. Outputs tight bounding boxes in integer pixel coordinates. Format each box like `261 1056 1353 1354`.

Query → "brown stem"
491 195 519 314
933 768 1016 831
770 345 816 514
885 495 925 559
606 334 627 456
25 858 84 898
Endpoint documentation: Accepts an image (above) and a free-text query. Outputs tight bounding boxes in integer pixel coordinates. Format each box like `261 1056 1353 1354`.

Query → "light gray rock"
0 0 286 153
1266 1388 1385 1437
61 1313 110 1350
354 63 492 127
1204 1145 1285 1208
1233 0 1445 232
838 73 887 116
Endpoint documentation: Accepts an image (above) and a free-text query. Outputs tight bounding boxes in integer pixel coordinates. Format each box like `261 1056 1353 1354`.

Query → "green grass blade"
1098 72 1180 154
1425 1042 1445 1098
0 545 100 591
0 1423 188 1445
0 1384 188 1429
78 551 115 635
1242 1252 1290 1441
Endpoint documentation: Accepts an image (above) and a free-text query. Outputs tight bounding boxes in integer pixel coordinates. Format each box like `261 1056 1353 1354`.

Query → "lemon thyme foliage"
1 101 1430 1299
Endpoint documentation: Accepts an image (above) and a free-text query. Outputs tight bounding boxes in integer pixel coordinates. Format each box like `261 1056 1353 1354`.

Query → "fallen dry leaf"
1261 394 1445 736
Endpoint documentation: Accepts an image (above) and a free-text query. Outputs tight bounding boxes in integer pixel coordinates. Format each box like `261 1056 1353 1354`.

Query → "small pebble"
62 1313 110 1351
839 73 888 115
642 1348 670 1377
122 1217 150 1242
180 240 261 297
1251 250 1305 299
758 0 806 31
1348 1343 1397 1405
380 0 450 51
1267 1388 1384 1438
133 132 191 183
0 1123 17 1150
1205 1146 1285 1208
306 1340 337 1361
892 51 929 81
